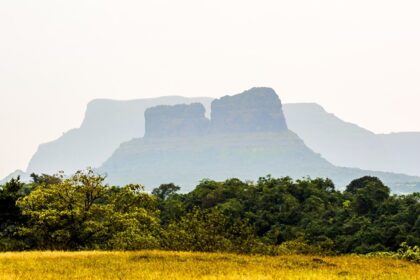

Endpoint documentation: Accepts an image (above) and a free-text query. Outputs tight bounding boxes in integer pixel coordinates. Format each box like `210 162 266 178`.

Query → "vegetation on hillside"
0 170 419 260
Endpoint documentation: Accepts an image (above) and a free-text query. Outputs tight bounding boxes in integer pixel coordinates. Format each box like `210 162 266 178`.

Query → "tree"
0 177 31 250
30 173 62 186
346 176 390 215
152 183 180 201
0 172 416 254
163 207 258 253
17 169 160 250
152 183 184 225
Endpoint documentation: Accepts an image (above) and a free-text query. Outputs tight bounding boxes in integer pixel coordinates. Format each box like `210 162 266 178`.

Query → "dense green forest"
0 169 419 256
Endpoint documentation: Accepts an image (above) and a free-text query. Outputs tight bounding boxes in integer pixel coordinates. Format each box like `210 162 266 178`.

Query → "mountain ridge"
5 88 417 194
283 103 420 176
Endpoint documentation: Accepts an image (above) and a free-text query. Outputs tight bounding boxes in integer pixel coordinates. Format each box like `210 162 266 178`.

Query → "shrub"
397 242 420 263
276 239 324 255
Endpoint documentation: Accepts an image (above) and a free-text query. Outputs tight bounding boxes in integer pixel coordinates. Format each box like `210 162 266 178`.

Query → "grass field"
0 250 418 280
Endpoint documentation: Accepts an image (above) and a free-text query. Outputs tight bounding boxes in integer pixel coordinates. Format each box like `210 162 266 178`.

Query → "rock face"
211 87 288 133
143 87 288 138
145 103 210 138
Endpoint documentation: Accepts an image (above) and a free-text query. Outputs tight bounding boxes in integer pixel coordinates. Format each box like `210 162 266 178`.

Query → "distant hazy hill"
283 103 420 176
99 88 420 193
0 170 31 185
26 96 213 175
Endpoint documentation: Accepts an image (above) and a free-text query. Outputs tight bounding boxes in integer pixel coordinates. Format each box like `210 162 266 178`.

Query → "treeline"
0 169 419 255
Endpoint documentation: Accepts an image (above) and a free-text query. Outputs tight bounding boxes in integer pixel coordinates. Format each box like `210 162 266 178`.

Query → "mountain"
99 88 420 192
283 103 420 176
26 96 213 175
0 170 31 185
21 88 420 193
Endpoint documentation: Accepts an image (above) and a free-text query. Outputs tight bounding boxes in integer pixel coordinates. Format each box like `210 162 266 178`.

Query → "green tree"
0 177 31 250
17 169 160 250
152 183 180 201
346 176 390 215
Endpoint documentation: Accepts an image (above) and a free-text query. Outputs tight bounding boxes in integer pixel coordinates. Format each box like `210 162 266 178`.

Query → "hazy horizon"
1 0 420 178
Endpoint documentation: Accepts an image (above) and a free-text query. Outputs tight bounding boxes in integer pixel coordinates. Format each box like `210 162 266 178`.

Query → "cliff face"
211 87 288 133
142 87 288 138
145 103 210 138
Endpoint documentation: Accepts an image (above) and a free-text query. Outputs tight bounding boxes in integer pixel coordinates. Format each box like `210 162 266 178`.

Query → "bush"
367 243 420 263
397 242 420 263
276 239 324 255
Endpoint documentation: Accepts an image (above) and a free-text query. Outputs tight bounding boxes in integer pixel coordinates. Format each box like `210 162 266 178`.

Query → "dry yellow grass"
0 250 418 280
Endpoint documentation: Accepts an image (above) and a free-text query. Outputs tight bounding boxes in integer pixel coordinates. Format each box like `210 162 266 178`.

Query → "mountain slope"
0 170 31 185
283 103 420 176
100 131 420 192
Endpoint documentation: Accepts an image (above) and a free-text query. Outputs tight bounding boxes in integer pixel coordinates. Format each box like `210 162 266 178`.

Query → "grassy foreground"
0 251 418 280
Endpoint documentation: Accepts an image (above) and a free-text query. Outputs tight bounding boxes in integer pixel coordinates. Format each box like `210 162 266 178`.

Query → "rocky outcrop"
144 103 210 138
143 87 288 138
211 87 288 133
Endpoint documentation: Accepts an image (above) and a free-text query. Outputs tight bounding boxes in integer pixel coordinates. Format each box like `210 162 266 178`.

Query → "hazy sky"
1 0 420 178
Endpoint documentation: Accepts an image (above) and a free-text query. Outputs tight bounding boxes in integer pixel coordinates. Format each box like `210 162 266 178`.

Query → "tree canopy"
0 171 418 255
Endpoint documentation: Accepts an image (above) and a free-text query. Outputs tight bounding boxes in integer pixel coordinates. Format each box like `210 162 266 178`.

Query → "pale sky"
1 0 420 178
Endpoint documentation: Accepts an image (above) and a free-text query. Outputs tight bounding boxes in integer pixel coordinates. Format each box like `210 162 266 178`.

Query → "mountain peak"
211 87 288 133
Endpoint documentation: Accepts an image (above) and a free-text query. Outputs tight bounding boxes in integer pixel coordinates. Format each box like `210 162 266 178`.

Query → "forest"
0 169 419 258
